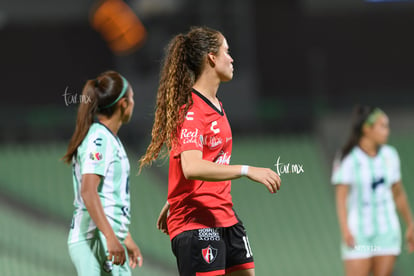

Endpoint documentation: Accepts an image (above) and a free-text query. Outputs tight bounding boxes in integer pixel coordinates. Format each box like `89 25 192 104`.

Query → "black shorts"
171 221 254 276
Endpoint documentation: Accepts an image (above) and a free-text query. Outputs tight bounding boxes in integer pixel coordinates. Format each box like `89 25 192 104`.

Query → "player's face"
365 114 389 145
213 37 234 82
122 89 135 123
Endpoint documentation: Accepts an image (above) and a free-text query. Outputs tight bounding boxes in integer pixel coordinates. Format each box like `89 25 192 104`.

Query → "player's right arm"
157 201 170 234
81 173 126 265
335 184 355 248
181 150 281 193
332 155 355 248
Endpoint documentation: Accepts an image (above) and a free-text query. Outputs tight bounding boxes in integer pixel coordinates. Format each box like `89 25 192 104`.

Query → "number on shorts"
242 236 253 258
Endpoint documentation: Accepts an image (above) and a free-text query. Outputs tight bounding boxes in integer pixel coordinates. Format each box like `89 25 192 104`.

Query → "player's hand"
107 236 126 265
124 235 143 269
342 228 355 248
406 223 414 253
157 202 170 235
246 166 281 193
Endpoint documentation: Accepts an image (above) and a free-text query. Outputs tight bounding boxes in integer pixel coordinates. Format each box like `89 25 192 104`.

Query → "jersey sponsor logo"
121 206 130 217
214 150 231 165
199 135 204 147
89 151 103 161
180 128 202 147
371 177 385 190
203 135 223 149
93 137 103 146
210 121 220 134
201 245 218 264
185 111 194 121
116 149 128 161
198 228 221 241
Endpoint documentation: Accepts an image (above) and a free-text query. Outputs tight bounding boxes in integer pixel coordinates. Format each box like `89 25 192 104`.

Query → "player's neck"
98 115 122 136
193 75 220 107
358 137 379 157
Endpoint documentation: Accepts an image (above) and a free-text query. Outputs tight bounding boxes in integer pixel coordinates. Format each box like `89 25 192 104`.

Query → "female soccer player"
63 71 143 275
139 26 281 276
332 105 414 276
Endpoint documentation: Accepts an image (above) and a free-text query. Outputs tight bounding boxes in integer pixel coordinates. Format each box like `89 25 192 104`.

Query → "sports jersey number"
242 236 253 258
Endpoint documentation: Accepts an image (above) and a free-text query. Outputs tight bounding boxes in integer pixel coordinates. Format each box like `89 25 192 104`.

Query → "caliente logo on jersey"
93 137 103 146
210 121 220 134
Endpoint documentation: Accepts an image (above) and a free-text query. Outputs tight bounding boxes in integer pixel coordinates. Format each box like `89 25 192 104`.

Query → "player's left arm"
181 150 280 193
124 232 143 268
392 181 414 253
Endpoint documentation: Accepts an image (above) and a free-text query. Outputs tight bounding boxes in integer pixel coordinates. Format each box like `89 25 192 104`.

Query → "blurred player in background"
139 26 281 276
63 71 143 275
332 105 414 276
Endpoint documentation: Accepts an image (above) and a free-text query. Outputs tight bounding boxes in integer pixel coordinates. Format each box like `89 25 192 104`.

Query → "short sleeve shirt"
68 123 131 244
331 145 401 236
167 89 238 240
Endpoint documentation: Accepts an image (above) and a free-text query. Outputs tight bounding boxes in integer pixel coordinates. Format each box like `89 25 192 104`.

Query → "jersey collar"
192 88 224 116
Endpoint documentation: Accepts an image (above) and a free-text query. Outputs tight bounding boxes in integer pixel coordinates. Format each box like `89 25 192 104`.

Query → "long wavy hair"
62 70 130 164
139 26 223 170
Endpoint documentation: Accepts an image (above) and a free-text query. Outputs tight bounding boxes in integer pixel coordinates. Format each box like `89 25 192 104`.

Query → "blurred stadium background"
0 0 413 275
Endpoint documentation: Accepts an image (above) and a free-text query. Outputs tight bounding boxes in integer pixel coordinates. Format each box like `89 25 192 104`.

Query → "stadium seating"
0 134 412 275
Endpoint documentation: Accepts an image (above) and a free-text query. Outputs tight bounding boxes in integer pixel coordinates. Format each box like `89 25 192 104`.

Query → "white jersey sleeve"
78 131 112 176
331 152 354 185
386 146 401 185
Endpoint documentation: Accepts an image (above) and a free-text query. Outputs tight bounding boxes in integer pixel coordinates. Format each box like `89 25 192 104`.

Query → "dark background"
1 0 413 142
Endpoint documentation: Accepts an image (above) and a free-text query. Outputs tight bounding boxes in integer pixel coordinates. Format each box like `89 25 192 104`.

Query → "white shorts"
68 238 131 276
341 229 401 260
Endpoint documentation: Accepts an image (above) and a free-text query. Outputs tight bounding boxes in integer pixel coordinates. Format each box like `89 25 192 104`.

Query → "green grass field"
0 133 413 275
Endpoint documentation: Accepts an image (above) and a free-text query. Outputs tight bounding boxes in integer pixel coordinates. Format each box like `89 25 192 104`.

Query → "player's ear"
120 97 128 109
207 53 215 67
362 123 372 136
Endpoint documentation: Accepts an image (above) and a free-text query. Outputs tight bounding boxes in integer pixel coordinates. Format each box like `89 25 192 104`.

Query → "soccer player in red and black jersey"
140 26 281 276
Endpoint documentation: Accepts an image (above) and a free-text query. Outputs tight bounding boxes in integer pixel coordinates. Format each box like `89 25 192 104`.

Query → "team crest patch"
201 245 217 264
89 151 103 161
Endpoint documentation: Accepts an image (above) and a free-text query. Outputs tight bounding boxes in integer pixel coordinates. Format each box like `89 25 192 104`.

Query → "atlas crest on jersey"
89 151 103 161
201 245 218 264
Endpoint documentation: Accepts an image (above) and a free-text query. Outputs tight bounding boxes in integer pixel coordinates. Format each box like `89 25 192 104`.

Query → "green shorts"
68 238 131 276
341 229 401 260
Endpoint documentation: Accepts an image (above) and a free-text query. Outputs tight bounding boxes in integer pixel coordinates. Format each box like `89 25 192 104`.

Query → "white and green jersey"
68 122 131 244
331 145 401 237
